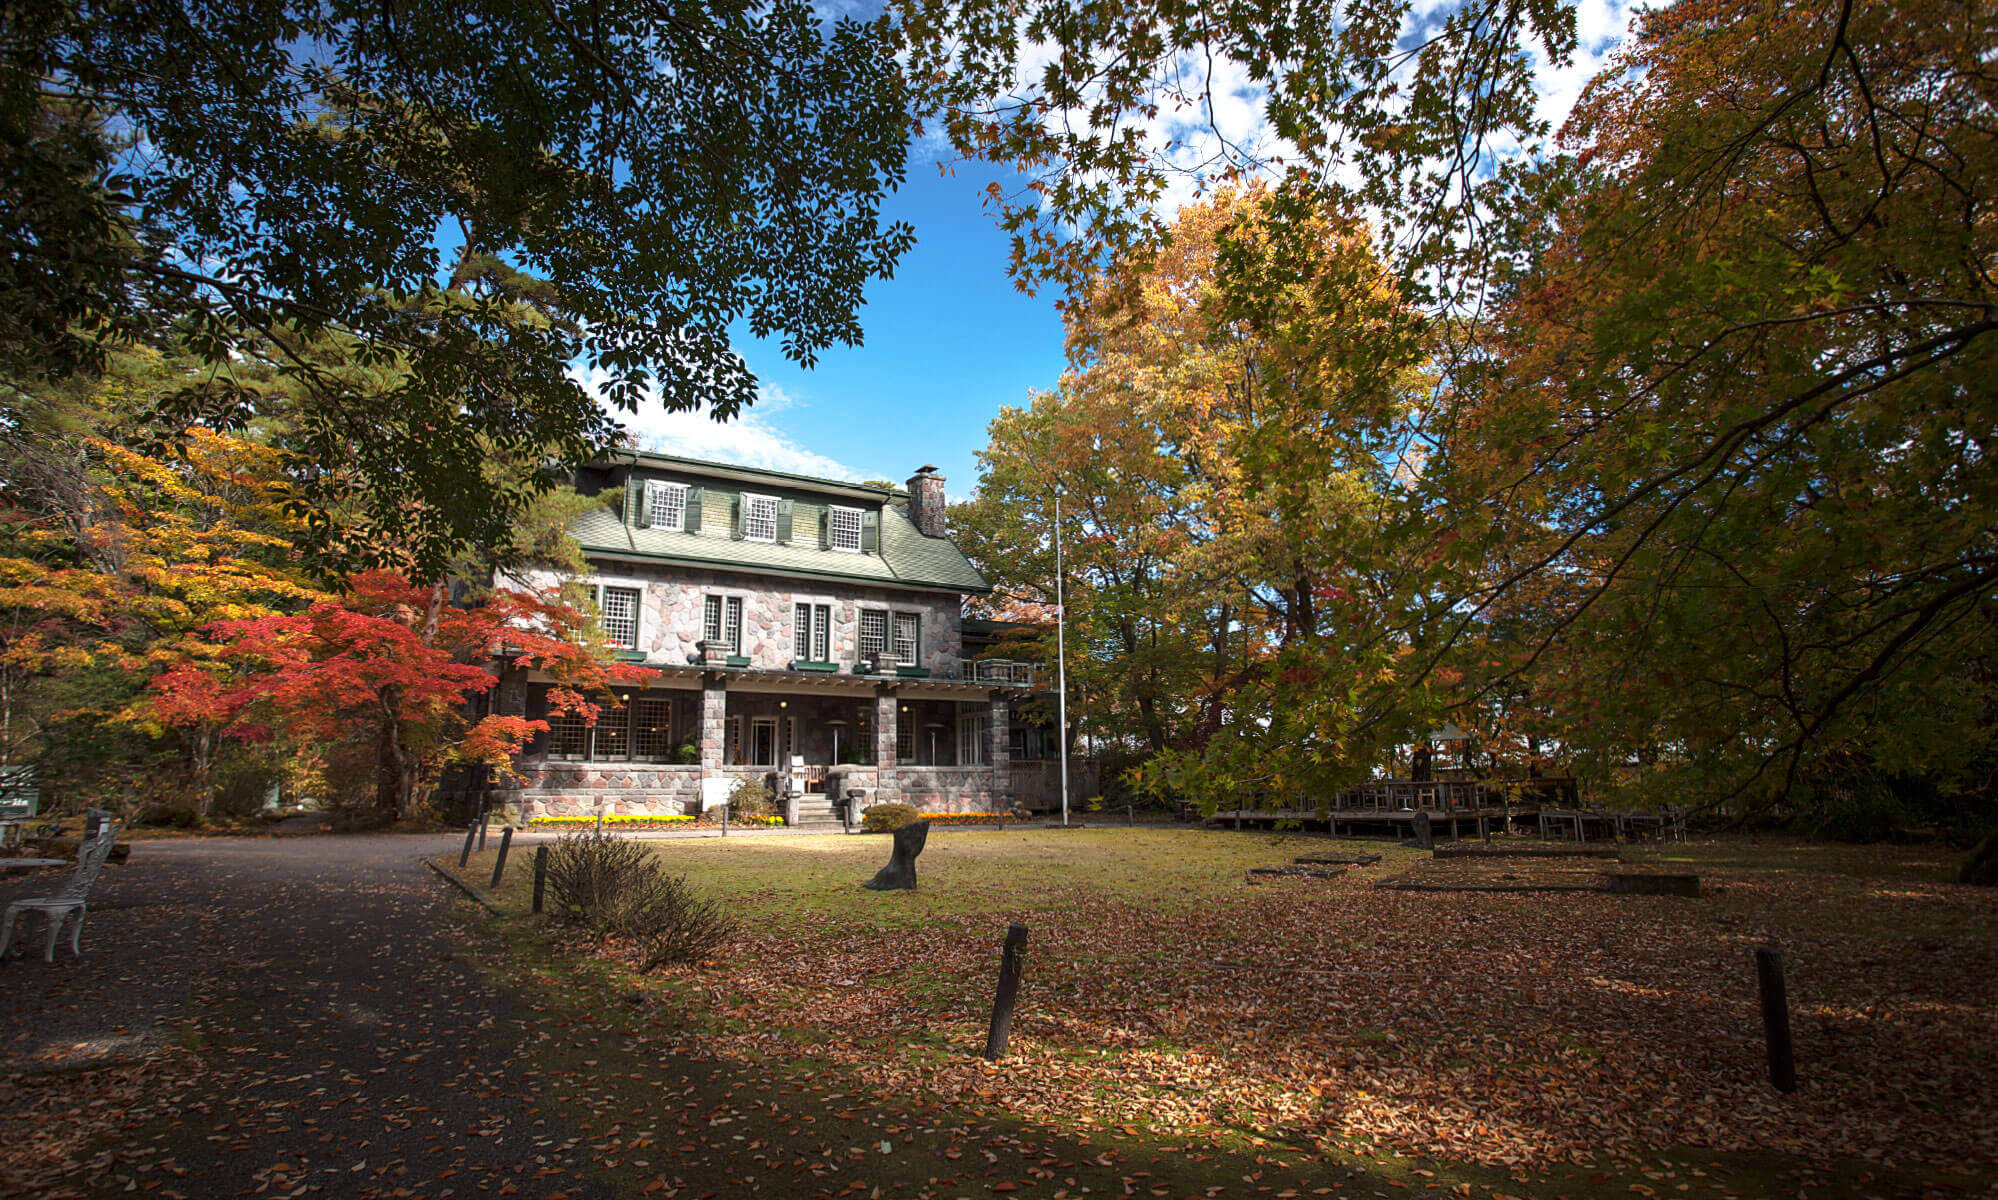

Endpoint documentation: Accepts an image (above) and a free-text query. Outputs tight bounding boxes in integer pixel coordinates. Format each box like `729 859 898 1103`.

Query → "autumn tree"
962 188 1441 806
150 571 654 819
1429 0 1998 826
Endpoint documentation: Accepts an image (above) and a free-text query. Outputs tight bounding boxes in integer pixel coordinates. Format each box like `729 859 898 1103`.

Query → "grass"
442 828 1997 1199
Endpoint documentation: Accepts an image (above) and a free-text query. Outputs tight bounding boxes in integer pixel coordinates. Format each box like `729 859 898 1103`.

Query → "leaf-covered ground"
461 829 1997 1195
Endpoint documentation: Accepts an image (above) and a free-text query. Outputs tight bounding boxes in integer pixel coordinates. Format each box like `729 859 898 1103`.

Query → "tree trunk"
376 686 406 817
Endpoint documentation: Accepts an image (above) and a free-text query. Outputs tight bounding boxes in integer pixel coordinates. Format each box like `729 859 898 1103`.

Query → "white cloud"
574 367 884 483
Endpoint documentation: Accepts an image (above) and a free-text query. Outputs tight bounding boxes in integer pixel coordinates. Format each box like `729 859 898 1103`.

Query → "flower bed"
919 812 1030 826
528 814 695 830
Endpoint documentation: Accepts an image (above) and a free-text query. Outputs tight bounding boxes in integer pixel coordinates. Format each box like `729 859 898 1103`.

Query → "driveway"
0 833 617 1199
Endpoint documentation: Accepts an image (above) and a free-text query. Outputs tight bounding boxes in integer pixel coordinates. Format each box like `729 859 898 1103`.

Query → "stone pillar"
874 684 900 806
988 692 1010 811
700 675 727 769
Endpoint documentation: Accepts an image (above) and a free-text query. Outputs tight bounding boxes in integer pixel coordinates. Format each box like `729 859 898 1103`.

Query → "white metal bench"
1 815 120 963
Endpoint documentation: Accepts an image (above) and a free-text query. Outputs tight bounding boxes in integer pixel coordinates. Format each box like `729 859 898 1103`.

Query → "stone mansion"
492 452 1074 825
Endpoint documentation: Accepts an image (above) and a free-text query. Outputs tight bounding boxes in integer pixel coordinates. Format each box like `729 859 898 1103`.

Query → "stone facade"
519 563 964 677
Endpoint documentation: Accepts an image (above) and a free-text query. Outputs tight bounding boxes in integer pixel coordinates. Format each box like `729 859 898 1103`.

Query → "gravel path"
0 833 617 1199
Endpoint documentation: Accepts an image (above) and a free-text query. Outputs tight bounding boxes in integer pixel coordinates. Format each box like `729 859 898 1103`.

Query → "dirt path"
0 834 617 1199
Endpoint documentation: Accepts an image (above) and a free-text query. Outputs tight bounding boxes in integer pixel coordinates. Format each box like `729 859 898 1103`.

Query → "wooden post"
532 844 549 914
1479 816 1490 845
489 826 513 889
1126 804 1134 827
1537 811 1547 839
1575 813 1586 843
477 811 489 851
983 924 1029 1061
459 822 477 868
721 802 729 837
1233 811 1241 832
1756 947 1798 1093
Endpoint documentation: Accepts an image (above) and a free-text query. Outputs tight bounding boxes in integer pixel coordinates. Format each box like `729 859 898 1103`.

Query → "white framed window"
725 715 744 764
597 585 641 650
858 610 887 661
829 506 863 553
793 603 830 661
742 493 778 543
749 717 778 767
892 612 920 667
595 703 631 761
646 481 687 532
957 706 989 766
703 594 743 652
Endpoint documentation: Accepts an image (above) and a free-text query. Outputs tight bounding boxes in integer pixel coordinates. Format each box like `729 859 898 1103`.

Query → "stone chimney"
907 465 947 538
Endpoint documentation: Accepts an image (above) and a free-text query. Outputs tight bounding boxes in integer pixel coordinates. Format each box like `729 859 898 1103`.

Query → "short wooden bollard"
532 845 549 914
1125 804 1135 827
459 822 477 868
983 924 1029 1061
477 813 489 851
1756 947 1797 1093
1479 816 1490 844
489 826 514 889
720 804 729 837
1233 812 1241 831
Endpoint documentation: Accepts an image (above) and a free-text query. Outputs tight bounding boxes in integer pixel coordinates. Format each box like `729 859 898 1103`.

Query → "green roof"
573 456 989 595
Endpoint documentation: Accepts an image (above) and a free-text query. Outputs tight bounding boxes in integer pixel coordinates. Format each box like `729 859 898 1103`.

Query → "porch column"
700 674 727 769
988 692 1010 810
874 684 900 806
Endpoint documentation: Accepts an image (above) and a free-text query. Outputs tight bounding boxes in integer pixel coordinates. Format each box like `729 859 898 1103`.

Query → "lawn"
444 828 1997 1198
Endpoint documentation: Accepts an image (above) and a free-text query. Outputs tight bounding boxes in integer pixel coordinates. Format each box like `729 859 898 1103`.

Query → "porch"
497 665 1019 821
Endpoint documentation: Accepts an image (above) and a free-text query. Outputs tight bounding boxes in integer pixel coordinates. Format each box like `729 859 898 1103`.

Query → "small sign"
0 765 39 820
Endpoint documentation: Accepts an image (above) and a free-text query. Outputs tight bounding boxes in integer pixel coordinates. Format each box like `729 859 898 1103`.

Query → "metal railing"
972 659 1037 686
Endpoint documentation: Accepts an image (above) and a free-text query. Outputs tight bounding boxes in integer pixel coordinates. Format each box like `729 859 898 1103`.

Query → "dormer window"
646 481 687 532
742 493 778 543
829 505 863 553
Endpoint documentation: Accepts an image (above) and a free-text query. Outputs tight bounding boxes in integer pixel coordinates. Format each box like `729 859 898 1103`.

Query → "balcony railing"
973 659 1038 687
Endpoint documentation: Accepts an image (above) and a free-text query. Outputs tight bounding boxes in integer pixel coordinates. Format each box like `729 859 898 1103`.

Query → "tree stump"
863 819 930 890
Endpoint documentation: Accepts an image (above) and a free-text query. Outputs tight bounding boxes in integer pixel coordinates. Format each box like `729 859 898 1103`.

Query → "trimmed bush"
861 801 919 833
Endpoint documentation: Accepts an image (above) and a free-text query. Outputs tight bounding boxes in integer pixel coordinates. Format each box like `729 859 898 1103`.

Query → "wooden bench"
1 815 120 963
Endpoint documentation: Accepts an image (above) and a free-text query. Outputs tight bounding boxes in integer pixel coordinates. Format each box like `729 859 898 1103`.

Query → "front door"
750 718 778 767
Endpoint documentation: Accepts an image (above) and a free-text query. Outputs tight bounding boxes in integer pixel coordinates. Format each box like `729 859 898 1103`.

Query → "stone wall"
510 762 702 819
894 766 1007 814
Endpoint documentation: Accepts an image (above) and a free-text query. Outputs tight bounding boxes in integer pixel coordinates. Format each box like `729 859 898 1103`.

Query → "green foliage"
5 0 916 575
861 801 919 833
669 740 700 766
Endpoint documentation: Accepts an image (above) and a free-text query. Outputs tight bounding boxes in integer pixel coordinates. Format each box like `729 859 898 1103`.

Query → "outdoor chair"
0 814 121 963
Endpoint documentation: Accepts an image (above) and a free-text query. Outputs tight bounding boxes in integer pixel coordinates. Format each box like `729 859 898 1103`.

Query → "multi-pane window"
958 705 989 766
545 708 589 759
742 493 778 542
703 594 743 652
793 603 830 661
896 719 914 762
632 696 675 760
646 481 687 531
598 585 640 650
892 612 920 667
595 704 631 760
858 610 887 661
829 506 863 552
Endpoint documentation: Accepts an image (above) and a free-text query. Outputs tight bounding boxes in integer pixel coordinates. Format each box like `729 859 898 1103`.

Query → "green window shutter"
861 508 879 553
776 498 794 543
625 476 643 528
684 486 702 532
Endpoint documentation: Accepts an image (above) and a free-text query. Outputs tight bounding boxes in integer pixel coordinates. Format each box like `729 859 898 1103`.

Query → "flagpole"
1054 490 1069 827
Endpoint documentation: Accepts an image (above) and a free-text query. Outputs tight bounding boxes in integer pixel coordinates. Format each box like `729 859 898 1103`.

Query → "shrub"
861 801 918 832
727 777 776 820
670 740 700 765
542 830 735 968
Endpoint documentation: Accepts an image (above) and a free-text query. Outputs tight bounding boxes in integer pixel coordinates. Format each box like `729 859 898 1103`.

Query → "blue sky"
610 153 1070 499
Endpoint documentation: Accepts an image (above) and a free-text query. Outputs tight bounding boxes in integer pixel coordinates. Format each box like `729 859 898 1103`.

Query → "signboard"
0 765 39 820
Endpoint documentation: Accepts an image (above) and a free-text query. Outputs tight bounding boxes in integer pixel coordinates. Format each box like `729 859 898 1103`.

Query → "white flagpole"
1054 490 1069 827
